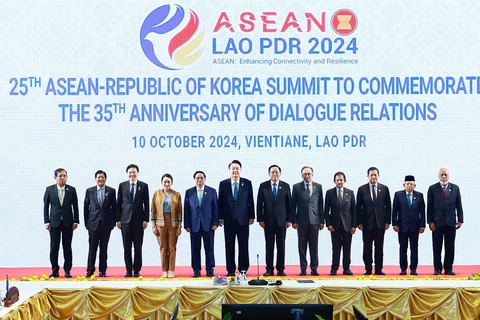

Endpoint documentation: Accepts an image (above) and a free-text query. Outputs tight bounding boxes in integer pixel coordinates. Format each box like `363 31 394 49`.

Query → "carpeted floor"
1 265 477 281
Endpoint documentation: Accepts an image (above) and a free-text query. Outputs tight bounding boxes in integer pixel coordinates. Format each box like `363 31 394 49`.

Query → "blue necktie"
233 182 238 201
130 183 135 202
273 183 277 200
198 189 203 206
407 193 412 208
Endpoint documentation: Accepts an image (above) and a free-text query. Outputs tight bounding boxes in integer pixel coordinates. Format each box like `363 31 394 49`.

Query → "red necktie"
443 186 447 198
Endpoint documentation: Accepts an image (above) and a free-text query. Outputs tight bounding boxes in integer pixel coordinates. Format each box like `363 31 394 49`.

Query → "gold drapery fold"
2 286 480 320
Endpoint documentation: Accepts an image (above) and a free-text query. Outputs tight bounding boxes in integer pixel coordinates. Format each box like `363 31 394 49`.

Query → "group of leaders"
43 161 463 278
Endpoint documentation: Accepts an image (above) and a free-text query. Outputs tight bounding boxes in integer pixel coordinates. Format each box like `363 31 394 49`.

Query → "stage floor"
1 264 478 280
1 265 479 318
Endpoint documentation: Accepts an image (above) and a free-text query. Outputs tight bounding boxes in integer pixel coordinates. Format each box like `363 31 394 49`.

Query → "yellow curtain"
2 286 480 320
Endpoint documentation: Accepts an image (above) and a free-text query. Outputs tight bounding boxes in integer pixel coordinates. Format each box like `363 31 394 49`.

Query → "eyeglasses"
302 173 313 176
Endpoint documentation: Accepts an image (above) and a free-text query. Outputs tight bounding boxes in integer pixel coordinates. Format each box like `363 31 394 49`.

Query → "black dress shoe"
206 271 215 277
364 270 372 275
299 270 306 276
329 270 337 276
86 271 94 277
226 272 235 277
277 271 286 276
263 270 274 276
65 272 72 278
399 271 407 275
193 271 201 278
410 271 418 276
433 270 441 275
374 270 385 275
49 272 59 278
343 270 353 275
444 270 456 275
134 272 141 277
99 272 107 277
125 272 133 277
311 270 319 276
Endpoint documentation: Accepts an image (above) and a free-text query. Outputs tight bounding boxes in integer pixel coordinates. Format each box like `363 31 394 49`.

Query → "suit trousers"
264 224 286 272
362 227 385 272
50 220 73 273
190 222 215 273
224 219 250 274
398 230 419 272
121 221 144 273
87 221 112 273
297 224 319 272
330 225 352 271
155 212 178 272
432 225 456 272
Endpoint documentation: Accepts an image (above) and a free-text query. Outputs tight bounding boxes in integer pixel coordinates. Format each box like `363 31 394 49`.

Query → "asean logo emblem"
140 4 205 70
331 9 358 36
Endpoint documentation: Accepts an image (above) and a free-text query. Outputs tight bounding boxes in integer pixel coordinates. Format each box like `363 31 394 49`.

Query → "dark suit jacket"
427 182 463 227
356 183 391 229
184 185 219 233
43 184 79 227
291 181 323 225
84 185 116 231
116 180 149 225
218 177 255 226
256 180 292 226
392 190 426 232
325 187 356 231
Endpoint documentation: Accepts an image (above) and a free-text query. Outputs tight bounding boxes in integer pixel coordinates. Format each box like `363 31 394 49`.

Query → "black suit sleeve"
142 183 150 222
324 189 332 226
318 185 324 224
72 187 80 224
109 187 117 229
247 180 255 220
43 187 51 224
84 188 90 227
349 190 356 228
116 183 123 222
285 184 293 222
256 183 265 222
384 187 391 225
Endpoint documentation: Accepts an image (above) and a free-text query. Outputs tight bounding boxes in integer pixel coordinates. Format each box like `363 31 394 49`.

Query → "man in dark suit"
257 165 292 276
427 167 463 276
291 166 324 276
116 164 150 277
43 168 79 278
392 175 425 276
356 167 391 275
84 170 116 277
325 172 356 276
184 171 219 278
218 160 255 276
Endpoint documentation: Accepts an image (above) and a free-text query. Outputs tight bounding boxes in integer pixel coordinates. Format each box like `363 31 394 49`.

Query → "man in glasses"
427 167 463 276
291 166 324 276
